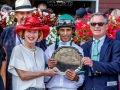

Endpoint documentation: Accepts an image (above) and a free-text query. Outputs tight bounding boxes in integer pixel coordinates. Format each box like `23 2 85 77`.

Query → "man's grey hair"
1 4 12 12
89 12 108 24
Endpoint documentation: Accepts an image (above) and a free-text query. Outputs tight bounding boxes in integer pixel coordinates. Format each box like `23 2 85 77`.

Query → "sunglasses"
90 22 107 27
57 19 74 26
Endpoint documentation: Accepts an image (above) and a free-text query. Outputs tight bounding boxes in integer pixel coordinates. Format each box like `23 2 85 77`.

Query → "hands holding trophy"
48 46 83 81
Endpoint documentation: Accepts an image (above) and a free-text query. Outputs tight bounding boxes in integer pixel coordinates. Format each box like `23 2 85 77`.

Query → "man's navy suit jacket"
80 36 120 90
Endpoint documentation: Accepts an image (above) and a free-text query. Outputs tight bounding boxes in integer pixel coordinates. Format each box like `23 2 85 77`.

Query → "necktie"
91 40 100 61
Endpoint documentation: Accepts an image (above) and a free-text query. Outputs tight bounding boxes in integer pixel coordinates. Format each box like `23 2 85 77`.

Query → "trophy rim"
51 46 83 73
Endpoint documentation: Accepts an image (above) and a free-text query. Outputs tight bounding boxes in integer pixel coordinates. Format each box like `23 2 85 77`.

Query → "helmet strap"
54 34 59 50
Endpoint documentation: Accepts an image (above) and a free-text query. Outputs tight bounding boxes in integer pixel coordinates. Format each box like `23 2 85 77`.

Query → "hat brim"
16 25 50 40
56 25 75 30
10 8 37 12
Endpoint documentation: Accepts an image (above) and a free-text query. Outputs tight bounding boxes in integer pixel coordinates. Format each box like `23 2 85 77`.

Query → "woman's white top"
8 44 45 90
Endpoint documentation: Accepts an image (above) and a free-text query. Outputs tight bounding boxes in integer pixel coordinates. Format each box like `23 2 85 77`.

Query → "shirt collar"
59 40 71 46
93 35 106 42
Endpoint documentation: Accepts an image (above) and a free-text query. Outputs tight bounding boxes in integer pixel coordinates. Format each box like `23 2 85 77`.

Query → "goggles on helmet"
57 19 75 26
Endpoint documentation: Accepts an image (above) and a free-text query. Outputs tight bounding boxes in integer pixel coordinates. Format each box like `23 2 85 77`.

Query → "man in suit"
1 0 47 90
80 12 120 90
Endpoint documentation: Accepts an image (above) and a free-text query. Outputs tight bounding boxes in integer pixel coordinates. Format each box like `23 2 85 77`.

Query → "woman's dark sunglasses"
90 22 107 27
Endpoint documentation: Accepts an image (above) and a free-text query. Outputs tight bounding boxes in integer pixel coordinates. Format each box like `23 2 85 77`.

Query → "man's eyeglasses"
90 22 107 27
57 19 74 26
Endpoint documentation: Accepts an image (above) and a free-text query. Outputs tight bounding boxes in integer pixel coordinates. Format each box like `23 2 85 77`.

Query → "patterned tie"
92 40 100 61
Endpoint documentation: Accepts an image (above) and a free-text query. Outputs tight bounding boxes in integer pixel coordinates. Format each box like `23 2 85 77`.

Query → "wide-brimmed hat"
11 0 35 12
16 16 50 40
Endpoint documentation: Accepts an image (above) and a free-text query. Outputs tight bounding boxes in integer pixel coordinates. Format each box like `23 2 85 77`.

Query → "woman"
0 45 6 90
8 16 58 90
0 26 6 90
111 9 120 19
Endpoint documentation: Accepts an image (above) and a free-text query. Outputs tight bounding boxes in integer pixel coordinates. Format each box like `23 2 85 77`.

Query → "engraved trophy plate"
51 46 83 75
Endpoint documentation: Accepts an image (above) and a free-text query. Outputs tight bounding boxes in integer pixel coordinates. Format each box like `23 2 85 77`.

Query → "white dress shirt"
44 40 84 90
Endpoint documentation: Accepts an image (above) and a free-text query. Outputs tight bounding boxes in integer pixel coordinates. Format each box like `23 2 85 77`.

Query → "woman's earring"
22 37 25 39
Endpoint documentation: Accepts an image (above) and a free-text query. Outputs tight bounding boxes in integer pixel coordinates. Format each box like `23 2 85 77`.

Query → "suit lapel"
100 36 110 61
87 40 93 57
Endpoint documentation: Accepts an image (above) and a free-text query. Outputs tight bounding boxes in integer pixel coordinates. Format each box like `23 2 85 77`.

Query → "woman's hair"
0 25 3 34
0 45 6 61
37 31 43 42
104 8 114 15
111 9 120 19
0 26 5 61
19 30 43 42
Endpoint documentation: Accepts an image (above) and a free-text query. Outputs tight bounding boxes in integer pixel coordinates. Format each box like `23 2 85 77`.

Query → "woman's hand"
15 68 58 81
44 68 58 76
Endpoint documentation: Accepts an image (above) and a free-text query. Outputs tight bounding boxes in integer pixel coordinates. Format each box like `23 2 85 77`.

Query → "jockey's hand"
48 58 57 69
65 69 79 81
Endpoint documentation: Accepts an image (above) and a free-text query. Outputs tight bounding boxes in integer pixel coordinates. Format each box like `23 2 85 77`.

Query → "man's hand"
48 58 57 69
65 69 79 81
82 57 93 67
